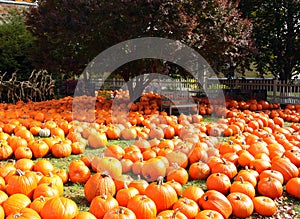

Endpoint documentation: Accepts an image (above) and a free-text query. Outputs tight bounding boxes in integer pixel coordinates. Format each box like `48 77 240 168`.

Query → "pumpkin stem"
239 176 245 184
221 158 227 164
157 176 164 185
12 212 22 218
117 206 125 215
15 169 25 176
123 181 128 189
172 208 182 219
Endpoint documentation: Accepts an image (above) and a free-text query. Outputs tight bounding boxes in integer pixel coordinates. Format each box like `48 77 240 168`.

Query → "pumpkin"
103 144 125 160
166 163 189 185
89 194 119 219
88 131 108 148
40 197 79 219
144 176 178 212
39 128 51 137
2 193 31 217
194 210 224 219
0 141 13 160
206 173 231 195
30 196 51 214
6 207 41 219
38 172 64 196
0 190 8 204
14 158 34 171
69 160 91 184
91 156 122 179
141 157 167 182
33 183 60 200
73 211 97 219
84 172 116 202
172 197 200 219
128 175 149 195
165 180 183 197
51 140 72 158
28 139 50 158
271 157 299 183
103 207 137 219
0 206 4 219
252 196 277 217
259 169 284 185
230 176 256 199
286 177 300 199
14 146 33 160
116 181 139 207
6 169 38 199
181 186 204 203
127 195 157 219
198 190 232 219
157 209 188 219
211 158 237 180
227 192 254 218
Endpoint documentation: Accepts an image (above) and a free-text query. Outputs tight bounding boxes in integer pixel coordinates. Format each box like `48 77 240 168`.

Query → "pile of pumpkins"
0 93 299 218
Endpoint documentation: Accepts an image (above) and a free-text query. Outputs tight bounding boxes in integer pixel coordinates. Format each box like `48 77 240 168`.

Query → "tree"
182 0 254 78
239 0 300 80
0 9 34 80
26 0 254 99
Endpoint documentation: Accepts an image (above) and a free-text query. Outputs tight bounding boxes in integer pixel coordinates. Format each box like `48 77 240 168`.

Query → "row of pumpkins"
0 94 300 218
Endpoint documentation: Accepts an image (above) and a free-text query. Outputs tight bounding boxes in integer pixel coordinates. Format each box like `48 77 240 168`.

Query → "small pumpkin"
252 196 277 217
89 194 119 219
39 128 51 137
103 206 137 219
194 210 224 219
227 192 254 218
286 177 300 199
206 173 231 195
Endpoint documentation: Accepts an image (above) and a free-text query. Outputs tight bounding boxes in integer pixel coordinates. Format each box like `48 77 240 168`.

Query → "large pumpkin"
84 172 116 202
198 190 232 219
6 208 41 219
144 176 178 213
286 177 300 199
127 195 157 219
6 169 38 199
40 197 78 219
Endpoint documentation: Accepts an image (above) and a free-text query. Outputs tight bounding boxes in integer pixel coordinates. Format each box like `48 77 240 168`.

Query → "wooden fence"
90 78 300 104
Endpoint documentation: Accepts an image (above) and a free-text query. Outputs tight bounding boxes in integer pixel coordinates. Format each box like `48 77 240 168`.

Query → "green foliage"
239 0 300 80
0 10 34 80
26 0 254 81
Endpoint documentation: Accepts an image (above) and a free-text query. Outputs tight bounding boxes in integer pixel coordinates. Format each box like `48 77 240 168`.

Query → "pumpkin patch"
0 92 299 218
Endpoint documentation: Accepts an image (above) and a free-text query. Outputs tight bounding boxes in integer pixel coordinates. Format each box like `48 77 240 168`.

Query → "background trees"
239 0 300 80
0 10 34 80
26 0 254 86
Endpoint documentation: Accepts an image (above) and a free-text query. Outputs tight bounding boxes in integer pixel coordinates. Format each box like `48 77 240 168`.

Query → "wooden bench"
160 90 199 115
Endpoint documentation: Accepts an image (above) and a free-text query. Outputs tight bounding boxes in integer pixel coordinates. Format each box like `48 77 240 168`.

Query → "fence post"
273 79 277 102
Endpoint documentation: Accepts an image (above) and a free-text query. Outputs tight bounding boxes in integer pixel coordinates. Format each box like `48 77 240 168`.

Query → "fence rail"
84 78 300 105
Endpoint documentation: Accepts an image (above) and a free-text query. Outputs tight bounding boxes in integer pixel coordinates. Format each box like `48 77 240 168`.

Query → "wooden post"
273 79 277 102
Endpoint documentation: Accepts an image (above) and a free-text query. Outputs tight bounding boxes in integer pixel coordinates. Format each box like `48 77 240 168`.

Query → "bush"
0 9 34 80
